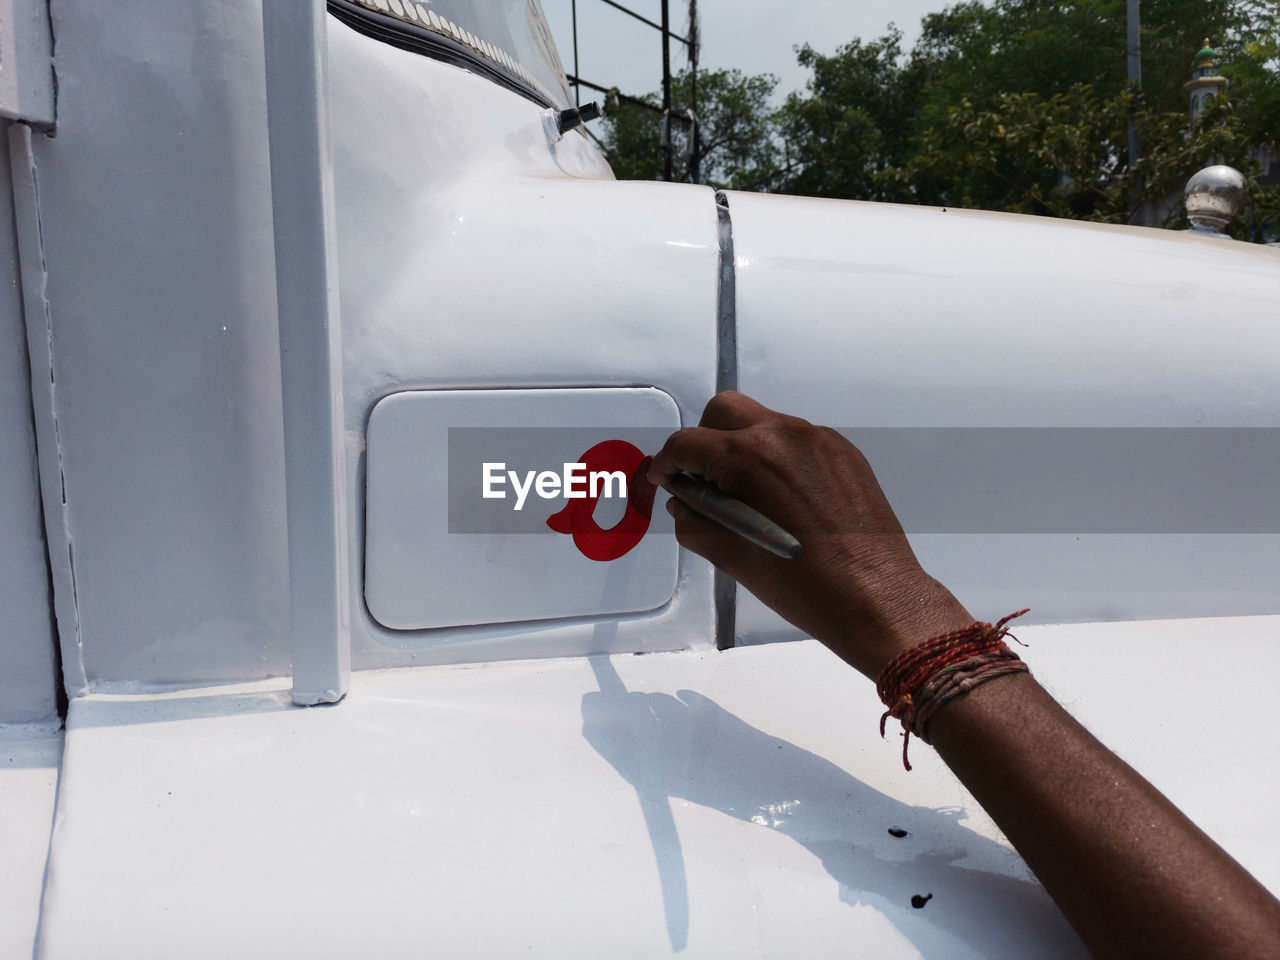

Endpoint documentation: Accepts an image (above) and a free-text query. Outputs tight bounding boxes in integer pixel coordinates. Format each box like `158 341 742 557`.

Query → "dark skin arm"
648 390 1280 960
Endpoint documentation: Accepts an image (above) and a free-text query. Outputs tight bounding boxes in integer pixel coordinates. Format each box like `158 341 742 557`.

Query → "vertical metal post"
660 0 673 181
1126 0 1142 170
261 0 352 705
688 0 699 183
572 0 581 108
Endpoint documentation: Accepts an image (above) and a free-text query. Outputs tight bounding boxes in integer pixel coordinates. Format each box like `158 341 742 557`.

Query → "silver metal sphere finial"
1184 164 1247 235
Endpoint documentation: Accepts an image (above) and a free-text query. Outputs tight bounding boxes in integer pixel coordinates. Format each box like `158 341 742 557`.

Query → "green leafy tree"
885 85 1136 217
889 86 1278 238
602 95 663 183
600 68 782 191
601 0 1279 240
878 0 1278 237
774 29 930 203
1218 4 1280 147
909 0 1254 116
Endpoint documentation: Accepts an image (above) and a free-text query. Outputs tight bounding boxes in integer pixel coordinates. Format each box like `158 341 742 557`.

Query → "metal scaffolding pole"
688 0 699 183
1127 0 1142 169
572 0 580 108
661 0 673 181
566 0 695 178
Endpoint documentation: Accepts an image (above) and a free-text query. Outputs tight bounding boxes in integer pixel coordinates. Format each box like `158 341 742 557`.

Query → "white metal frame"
262 0 351 705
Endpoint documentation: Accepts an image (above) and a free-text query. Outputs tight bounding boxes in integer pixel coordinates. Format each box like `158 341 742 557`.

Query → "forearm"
827 573 1280 958
649 391 1280 956
927 671 1280 959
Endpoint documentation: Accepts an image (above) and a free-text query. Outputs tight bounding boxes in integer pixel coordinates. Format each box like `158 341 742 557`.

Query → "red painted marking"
546 441 656 561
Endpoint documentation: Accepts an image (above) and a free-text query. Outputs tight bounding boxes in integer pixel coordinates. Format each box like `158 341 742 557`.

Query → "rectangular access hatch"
364 388 680 630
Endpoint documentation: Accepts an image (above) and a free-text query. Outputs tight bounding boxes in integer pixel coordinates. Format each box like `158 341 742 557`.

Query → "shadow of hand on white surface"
581 655 1086 959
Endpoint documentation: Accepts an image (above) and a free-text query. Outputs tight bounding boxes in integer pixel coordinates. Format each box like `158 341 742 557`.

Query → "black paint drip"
911 893 934 909
887 827 908 838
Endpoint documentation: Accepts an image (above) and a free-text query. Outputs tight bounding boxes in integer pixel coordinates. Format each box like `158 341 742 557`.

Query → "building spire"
1185 38 1227 118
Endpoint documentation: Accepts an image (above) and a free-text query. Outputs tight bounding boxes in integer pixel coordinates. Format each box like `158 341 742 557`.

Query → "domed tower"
1185 39 1227 118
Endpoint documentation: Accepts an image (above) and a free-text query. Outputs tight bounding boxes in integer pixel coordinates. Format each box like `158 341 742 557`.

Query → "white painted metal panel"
727 192 1280 641
0 725 60 960
2 6 720 687
0 0 54 125
261 0 351 705
34 618 1280 958
0 122 58 722
22 0 291 686
365 387 680 629
329 23 720 666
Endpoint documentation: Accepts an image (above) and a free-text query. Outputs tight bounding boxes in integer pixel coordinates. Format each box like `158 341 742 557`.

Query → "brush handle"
664 473 803 559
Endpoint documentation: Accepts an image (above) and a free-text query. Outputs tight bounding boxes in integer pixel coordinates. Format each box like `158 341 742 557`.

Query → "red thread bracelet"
876 609 1030 771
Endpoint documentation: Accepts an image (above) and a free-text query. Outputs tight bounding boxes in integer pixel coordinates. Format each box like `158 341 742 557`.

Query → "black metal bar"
596 0 690 45
661 0 672 180
567 74 663 112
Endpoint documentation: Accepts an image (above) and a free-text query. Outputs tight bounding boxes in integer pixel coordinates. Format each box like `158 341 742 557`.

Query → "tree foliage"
891 87 1276 236
775 30 930 202
599 0 1279 241
601 68 782 191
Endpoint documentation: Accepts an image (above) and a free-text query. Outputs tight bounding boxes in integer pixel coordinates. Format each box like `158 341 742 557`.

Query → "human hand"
648 392 972 679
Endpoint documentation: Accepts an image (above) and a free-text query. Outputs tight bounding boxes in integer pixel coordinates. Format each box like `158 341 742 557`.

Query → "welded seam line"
713 191 737 650
8 124 86 696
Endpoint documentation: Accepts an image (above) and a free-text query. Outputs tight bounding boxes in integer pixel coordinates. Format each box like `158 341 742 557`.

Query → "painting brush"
662 472 803 559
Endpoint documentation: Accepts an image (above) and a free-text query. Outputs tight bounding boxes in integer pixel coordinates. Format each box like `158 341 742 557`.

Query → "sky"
541 0 959 105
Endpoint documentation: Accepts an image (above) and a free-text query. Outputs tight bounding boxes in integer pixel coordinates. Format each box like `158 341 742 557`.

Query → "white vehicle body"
1 1 1277 956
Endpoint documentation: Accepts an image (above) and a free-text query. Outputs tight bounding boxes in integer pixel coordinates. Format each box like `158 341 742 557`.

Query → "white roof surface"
10 615 1276 958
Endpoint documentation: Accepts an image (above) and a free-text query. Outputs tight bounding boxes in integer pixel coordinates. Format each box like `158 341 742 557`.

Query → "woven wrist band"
876 609 1031 771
